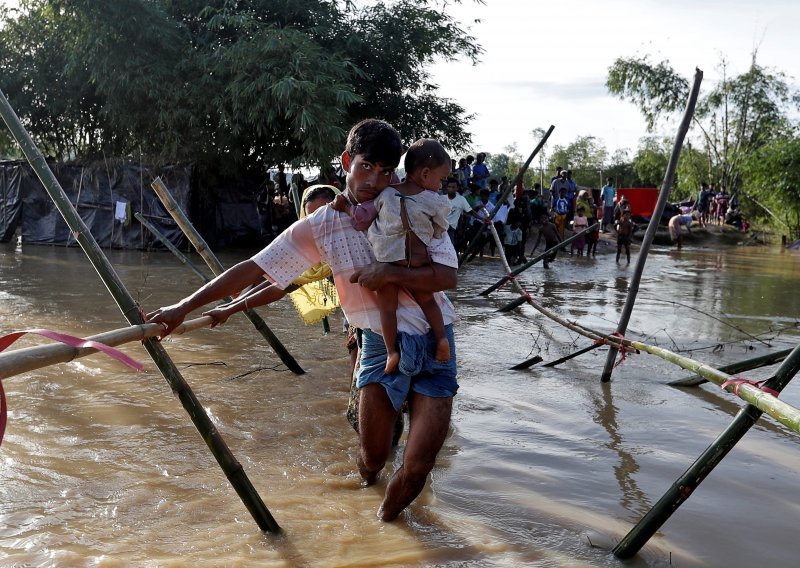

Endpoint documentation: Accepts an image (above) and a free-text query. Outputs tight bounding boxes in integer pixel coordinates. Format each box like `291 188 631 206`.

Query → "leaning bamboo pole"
480 222 599 296
150 177 304 375
458 125 555 266
483 212 636 356
0 317 213 380
613 344 800 559
134 212 210 282
600 68 703 382
0 88 281 534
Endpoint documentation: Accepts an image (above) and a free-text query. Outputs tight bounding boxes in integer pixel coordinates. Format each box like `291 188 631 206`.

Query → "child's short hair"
404 138 450 174
345 119 403 168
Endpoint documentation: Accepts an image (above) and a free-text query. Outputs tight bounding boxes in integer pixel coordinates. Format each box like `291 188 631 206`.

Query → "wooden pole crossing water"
0 87 281 533
600 68 704 383
150 177 304 375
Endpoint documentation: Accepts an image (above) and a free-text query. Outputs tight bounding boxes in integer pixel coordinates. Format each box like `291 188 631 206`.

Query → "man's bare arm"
349 262 457 293
146 259 267 336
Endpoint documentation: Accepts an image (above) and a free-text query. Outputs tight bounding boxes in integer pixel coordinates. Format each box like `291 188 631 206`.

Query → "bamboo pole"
134 212 210 282
509 355 543 370
0 88 281 534
150 177 304 375
0 317 213 380
485 223 599 298
668 348 793 387
483 212 637 357
458 125 554 267
613 344 800 559
542 343 602 368
600 68 704 383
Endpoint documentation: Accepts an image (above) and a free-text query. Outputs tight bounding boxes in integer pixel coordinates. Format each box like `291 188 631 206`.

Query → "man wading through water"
146 119 459 521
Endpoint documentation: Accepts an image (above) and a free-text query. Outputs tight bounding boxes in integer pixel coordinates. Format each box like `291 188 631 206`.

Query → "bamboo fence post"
134 212 211 282
150 177 304 375
613 344 800 559
0 87 281 534
668 348 792 387
458 125 554 267
486 222 599 298
600 68 703 383
0 317 214 379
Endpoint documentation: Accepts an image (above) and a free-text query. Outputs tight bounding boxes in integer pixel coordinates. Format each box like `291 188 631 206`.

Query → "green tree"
547 135 608 186
744 135 800 239
607 52 800 201
0 0 480 171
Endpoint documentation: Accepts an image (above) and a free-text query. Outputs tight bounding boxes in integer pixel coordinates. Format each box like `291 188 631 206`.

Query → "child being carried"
334 139 452 374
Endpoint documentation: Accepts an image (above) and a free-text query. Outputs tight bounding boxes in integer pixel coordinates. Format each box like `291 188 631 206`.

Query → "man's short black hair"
345 119 402 168
446 176 459 185
404 138 450 173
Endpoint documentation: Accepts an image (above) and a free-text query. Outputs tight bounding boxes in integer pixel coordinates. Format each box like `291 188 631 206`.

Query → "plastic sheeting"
0 160 192 249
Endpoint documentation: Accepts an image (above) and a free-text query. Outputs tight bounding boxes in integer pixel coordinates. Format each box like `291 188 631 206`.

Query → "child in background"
571 205 589 256
615 210 636 263
504 219 524 264
553 188 569 240
533 214 561 269
586 208 600 257
349 139 453 373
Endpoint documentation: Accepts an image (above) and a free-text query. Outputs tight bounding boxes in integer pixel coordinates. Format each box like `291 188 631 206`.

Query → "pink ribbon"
0 328 144 446
721 377 779 398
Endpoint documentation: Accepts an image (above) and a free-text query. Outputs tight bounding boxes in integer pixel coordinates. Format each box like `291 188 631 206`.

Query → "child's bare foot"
435 337 451 362
385 351 400 374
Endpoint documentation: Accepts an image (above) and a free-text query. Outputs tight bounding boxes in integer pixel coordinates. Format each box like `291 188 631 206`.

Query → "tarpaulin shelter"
0 160 275 249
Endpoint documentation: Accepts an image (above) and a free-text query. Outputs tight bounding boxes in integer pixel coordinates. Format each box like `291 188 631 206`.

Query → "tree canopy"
0 0 480 172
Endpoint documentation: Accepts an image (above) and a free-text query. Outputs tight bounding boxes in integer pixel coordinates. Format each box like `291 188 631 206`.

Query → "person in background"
600 176 616 232
553 187 570 240
615 209 636 263
471 152 490 189
533 214 561 269
503 219 524 265
445 176 473 250
571 205 589 257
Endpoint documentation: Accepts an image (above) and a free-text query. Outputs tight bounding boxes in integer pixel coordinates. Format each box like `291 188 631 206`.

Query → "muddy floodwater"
1 237 799 567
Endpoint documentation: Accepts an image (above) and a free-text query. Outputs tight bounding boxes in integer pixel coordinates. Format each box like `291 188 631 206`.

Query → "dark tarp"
0 159 283 250
0 160 193 249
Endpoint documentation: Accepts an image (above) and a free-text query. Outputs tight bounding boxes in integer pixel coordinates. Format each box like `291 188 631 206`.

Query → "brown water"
1 238 799 567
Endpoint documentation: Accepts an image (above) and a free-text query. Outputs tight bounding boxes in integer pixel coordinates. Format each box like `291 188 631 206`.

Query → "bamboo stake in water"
600 68 704 383
134 212 210 282
459 125 554 267
150 177 304 375
0 87 281 533
486 223 599 299
613 344 800 559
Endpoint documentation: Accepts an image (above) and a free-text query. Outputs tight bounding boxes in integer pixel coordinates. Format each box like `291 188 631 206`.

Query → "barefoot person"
146 119 459 522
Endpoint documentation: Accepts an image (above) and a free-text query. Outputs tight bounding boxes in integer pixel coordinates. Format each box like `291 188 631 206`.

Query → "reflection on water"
1 241 799 566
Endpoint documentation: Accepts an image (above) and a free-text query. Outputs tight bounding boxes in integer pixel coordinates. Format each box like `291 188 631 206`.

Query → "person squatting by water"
146 119 459 522
332 138 452 374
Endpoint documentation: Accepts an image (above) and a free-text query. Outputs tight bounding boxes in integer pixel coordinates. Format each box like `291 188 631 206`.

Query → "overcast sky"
431 0 800 159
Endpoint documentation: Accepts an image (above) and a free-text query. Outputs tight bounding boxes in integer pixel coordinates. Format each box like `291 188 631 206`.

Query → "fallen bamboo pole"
0 88 281 534
150 177 304 375
668 348 793 387
543 343 602 368
134 212 210 282
458 125 554 267
613 343 800 559
0 317 213 380
600 68 703 383
481 223 599 296
509 355 543 371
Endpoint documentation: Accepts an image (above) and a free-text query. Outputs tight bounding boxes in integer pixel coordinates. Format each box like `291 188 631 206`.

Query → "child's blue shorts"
356 324 458 411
